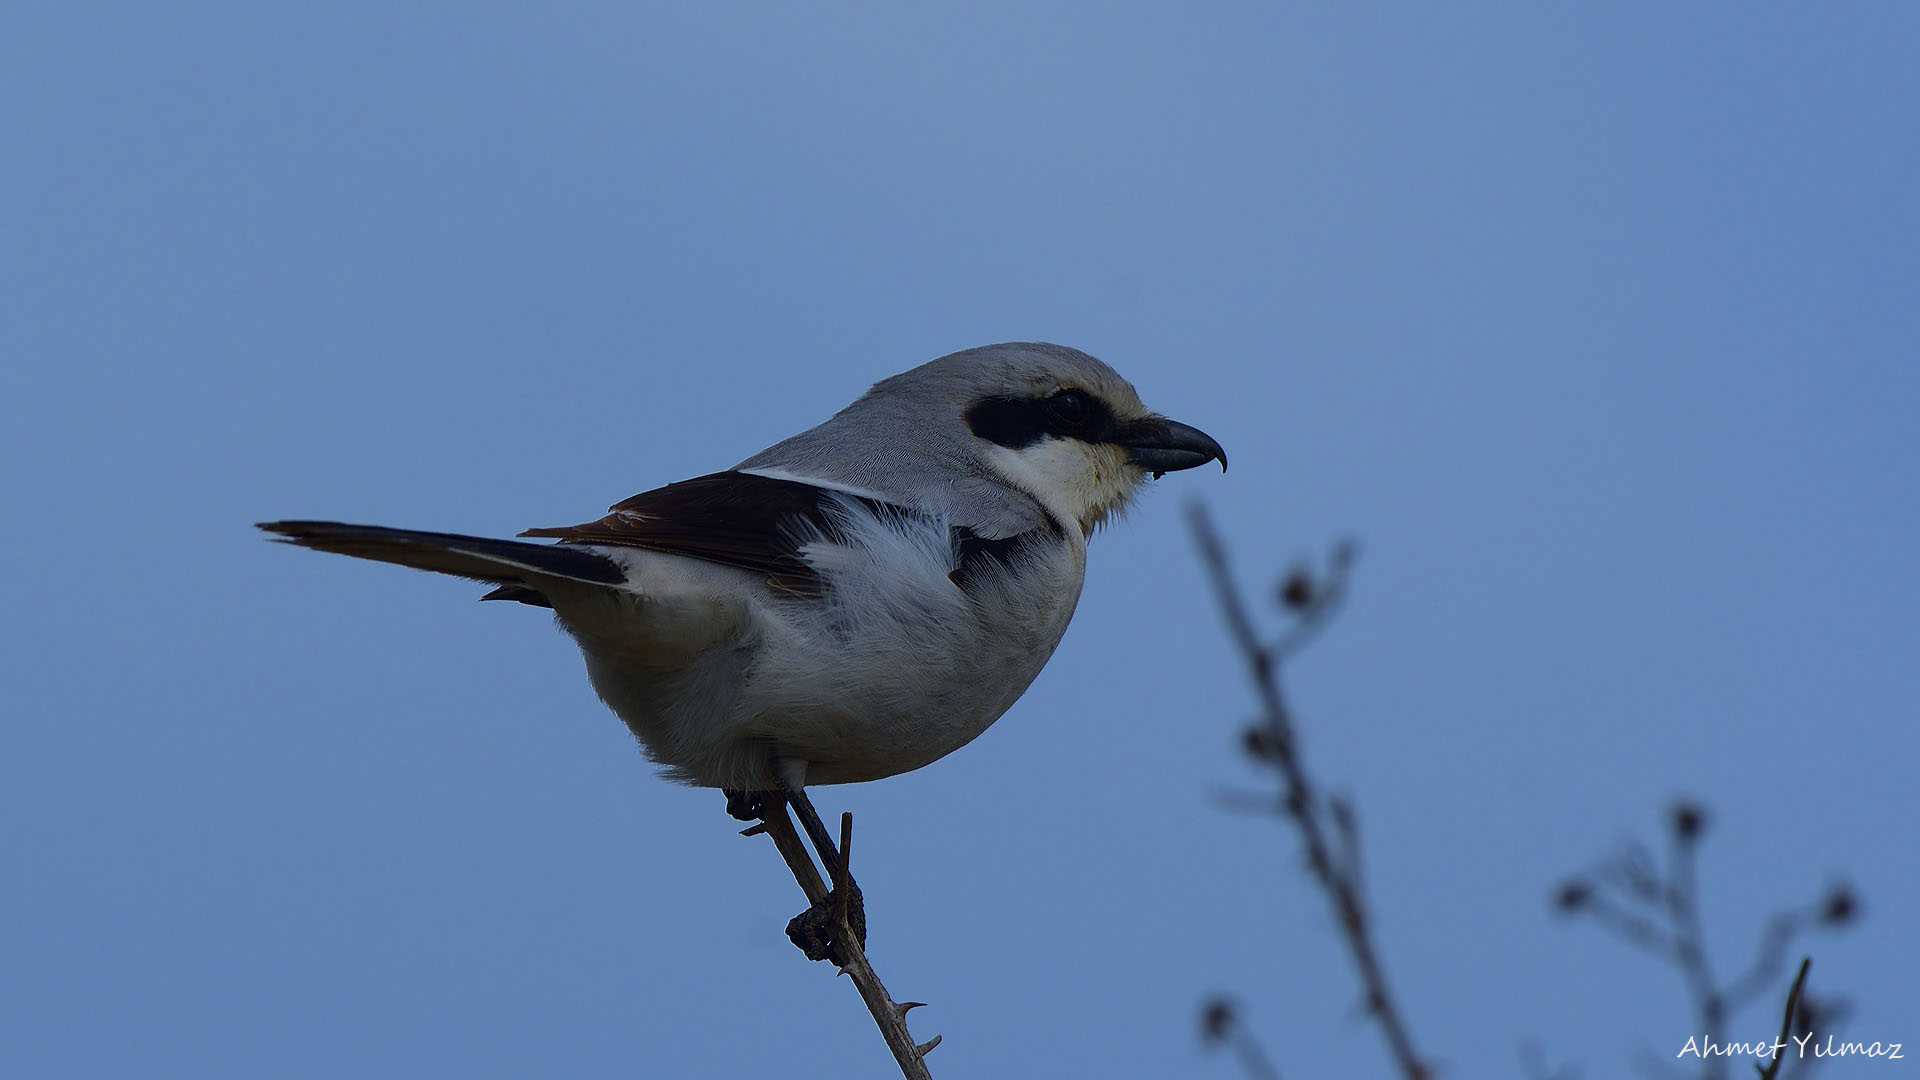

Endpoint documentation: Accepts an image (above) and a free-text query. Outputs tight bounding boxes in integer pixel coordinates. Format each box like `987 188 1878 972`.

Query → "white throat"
981 437 1143 537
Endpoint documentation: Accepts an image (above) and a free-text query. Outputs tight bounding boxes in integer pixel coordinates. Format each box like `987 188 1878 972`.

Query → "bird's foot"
786 878 867 965
723 788 767 822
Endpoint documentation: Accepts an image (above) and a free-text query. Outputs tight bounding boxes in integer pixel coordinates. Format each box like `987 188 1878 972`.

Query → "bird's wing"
520 470 917 597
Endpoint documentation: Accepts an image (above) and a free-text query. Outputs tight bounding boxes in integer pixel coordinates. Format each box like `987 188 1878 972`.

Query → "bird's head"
889 342 1228 535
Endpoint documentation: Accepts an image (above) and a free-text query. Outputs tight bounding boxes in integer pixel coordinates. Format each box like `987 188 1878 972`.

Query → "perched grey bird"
261 343 1223 859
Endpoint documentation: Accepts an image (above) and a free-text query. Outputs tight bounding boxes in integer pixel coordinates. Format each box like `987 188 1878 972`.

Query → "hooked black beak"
1124 417 1228 478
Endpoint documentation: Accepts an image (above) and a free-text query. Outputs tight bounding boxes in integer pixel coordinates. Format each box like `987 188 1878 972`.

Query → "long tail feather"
257 521 627 595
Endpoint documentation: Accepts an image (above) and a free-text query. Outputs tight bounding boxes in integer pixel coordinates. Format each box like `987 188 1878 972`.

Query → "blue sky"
3 4 1915 1077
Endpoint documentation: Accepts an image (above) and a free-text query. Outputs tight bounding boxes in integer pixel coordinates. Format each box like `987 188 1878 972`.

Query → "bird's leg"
768 764 866 960
732 784 867 960
771 757 847 878
783 784 844 875
740 797 933 1073
746 795 826 900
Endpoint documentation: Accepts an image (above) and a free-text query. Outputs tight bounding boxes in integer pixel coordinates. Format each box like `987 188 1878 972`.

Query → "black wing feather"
518 471 906 596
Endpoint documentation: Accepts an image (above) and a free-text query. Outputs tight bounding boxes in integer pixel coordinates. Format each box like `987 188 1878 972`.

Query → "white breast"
556 501 1087 790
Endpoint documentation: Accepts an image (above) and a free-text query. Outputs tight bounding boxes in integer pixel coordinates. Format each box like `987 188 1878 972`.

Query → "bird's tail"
257 521 627 607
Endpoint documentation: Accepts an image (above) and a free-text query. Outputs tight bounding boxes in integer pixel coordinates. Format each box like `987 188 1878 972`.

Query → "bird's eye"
1045 390 1091 428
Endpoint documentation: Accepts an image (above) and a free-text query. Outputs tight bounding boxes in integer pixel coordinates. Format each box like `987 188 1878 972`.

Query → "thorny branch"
1188 504 1430 1080
1186 510 1869 1080
1553 803 1858 1080
743 804 939 1079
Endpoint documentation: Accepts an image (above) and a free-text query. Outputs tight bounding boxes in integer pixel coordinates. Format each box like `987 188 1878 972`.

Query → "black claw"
724 788 768 822
785 880 867 964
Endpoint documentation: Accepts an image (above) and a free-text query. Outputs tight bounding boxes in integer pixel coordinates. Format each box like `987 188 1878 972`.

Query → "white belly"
560 524 1086 790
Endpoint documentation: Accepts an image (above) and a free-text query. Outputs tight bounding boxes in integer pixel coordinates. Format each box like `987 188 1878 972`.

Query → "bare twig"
1720 912 1807 1016
750 802 938 1079
1554 804 1860 1080
1189 504 1429 1080
1201 997 1284 1080
1756 957 1810 1080
1588 895 1680 957
1664 814 1728 1067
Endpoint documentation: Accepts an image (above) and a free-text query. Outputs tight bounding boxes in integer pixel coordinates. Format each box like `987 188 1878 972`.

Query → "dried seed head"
1670 801 1708 843
1199 997 1235 1044
1820 884 1858 926
1241 724 1281 761
1279 570 1315 610
1554 880 1592 912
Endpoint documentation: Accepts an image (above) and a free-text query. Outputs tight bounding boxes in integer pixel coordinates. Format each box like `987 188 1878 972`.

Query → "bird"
259 342 1224 880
